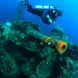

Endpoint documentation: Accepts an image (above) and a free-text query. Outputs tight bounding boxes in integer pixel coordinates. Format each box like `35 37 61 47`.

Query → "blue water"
0 0 78 44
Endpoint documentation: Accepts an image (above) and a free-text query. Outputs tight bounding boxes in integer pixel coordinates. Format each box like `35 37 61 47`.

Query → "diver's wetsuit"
21 0 62 24
27 4 51 24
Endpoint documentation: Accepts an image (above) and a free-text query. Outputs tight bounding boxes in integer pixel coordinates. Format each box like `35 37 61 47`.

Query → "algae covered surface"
0 1 78 78
0 20 77 78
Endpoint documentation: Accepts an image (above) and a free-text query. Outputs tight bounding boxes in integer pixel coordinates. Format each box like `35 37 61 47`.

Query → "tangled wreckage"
0 20 78 78
0 2 78 78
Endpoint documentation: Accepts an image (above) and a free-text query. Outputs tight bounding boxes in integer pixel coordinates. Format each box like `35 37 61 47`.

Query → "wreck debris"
0 20 77 78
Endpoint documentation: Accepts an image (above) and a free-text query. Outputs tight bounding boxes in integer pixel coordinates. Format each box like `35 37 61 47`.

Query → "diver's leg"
27 7 43 16
21 0 43 16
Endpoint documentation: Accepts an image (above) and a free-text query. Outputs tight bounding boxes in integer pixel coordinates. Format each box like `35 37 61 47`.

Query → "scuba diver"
21 0 63 24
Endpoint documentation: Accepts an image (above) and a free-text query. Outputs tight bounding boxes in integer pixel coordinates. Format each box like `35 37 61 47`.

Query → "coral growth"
0 20 77 78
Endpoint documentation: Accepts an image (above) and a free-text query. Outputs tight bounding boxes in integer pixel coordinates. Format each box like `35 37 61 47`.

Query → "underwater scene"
0 0 78 78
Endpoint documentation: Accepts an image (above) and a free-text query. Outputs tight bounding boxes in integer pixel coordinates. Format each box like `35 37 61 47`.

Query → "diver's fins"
21 0 29 6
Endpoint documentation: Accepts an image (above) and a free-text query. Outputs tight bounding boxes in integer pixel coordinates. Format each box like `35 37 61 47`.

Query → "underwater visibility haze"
0 0 78 78
0 0 78 43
